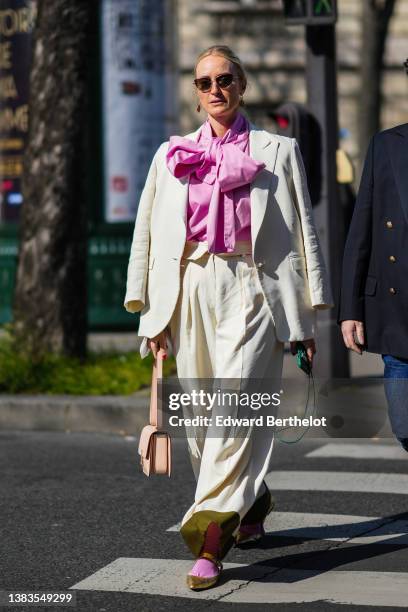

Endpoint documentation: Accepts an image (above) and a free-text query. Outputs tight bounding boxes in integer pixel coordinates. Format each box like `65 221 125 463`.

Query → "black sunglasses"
193 73 235 92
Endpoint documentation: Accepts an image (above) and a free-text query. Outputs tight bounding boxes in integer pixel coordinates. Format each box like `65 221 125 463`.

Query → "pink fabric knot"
166 113 265 253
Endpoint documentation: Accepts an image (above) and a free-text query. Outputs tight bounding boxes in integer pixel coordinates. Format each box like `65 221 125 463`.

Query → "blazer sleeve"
123 148 158 313
290 138 334 309
337 136 375 323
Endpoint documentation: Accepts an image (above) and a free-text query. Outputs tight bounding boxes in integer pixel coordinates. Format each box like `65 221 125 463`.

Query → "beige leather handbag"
138 348 172 476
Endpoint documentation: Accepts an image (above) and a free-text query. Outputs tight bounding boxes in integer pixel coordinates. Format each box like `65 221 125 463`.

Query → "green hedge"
0 327 176 395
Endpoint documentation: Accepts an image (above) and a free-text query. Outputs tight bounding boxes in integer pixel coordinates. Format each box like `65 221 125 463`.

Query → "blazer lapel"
386 125 408 228
171 126 201 227
249 124 280 249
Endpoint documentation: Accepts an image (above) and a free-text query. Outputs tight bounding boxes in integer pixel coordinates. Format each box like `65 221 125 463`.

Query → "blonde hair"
194 45 247 93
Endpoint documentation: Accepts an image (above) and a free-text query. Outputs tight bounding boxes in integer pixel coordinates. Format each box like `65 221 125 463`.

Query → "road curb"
0 391 150 436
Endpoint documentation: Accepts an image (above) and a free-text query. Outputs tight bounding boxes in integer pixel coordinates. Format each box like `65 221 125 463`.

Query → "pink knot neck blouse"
166 112 265 253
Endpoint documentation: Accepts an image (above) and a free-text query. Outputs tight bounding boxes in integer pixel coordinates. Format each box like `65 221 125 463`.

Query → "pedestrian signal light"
274 115 290 129
283 0 307 20
283 0 337 25
269 102 322 206
313 0 334 16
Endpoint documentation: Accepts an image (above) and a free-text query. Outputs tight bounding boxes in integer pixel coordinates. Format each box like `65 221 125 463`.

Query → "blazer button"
389 287 397 295
386 221 393 229
389 255 396 263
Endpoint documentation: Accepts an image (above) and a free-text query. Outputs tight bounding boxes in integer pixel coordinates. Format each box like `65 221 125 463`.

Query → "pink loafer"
186 521 223 590
186 551 223 590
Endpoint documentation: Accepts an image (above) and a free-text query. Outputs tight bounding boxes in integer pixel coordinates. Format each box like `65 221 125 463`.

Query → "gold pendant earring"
196 103 201 112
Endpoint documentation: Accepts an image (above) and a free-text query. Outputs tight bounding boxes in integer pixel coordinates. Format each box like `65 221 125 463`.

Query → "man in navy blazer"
338 114 408 451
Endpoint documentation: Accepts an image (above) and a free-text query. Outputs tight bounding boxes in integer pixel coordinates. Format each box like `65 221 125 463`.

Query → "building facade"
178 0 408 174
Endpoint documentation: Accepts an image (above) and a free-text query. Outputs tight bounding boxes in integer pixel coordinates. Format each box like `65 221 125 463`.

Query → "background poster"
101 0 178 223
0 0 37 223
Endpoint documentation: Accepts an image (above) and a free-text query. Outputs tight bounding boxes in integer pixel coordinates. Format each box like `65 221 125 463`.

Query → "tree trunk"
13 0 92 359
358 0 396 164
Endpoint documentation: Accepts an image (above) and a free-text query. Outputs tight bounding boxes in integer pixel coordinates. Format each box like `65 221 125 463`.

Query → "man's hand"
341 320 365 355
148 329 169 359
290 338 316 368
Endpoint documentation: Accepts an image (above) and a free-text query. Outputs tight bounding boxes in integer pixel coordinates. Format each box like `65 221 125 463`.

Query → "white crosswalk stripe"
70 557 408 607
264 470 408 494
306 442 408 460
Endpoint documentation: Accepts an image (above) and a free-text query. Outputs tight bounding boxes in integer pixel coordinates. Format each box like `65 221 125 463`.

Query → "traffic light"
283 0 337 26
268 102 322 206
283 0 306 20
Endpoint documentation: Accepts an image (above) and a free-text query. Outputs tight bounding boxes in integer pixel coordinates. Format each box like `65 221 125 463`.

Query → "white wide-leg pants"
168 239 284 559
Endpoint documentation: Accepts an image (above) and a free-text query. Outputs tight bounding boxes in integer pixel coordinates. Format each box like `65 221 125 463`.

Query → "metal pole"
305 25 350 379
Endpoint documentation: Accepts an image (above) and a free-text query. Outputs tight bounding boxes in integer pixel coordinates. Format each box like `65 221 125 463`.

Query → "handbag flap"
138 424 158 458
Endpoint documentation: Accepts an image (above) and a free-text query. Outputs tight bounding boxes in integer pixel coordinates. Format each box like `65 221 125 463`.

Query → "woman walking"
124 45 333 590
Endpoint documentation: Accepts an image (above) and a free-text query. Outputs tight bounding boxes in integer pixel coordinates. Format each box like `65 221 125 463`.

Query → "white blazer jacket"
124 122 334 357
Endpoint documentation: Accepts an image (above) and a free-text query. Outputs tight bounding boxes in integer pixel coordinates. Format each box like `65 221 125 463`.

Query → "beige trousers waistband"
181 239 253 261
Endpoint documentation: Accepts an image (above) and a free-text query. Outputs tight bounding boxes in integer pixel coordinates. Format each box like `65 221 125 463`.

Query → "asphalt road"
1 430 408 612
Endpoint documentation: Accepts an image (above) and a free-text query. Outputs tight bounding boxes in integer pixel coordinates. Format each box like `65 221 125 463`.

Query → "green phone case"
296 342 311 376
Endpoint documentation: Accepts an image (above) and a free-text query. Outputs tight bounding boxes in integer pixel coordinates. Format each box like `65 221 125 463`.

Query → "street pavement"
1 430 408 611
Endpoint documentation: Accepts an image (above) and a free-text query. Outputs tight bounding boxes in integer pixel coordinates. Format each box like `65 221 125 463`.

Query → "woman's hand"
148 329 169 359
290 338 316 368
